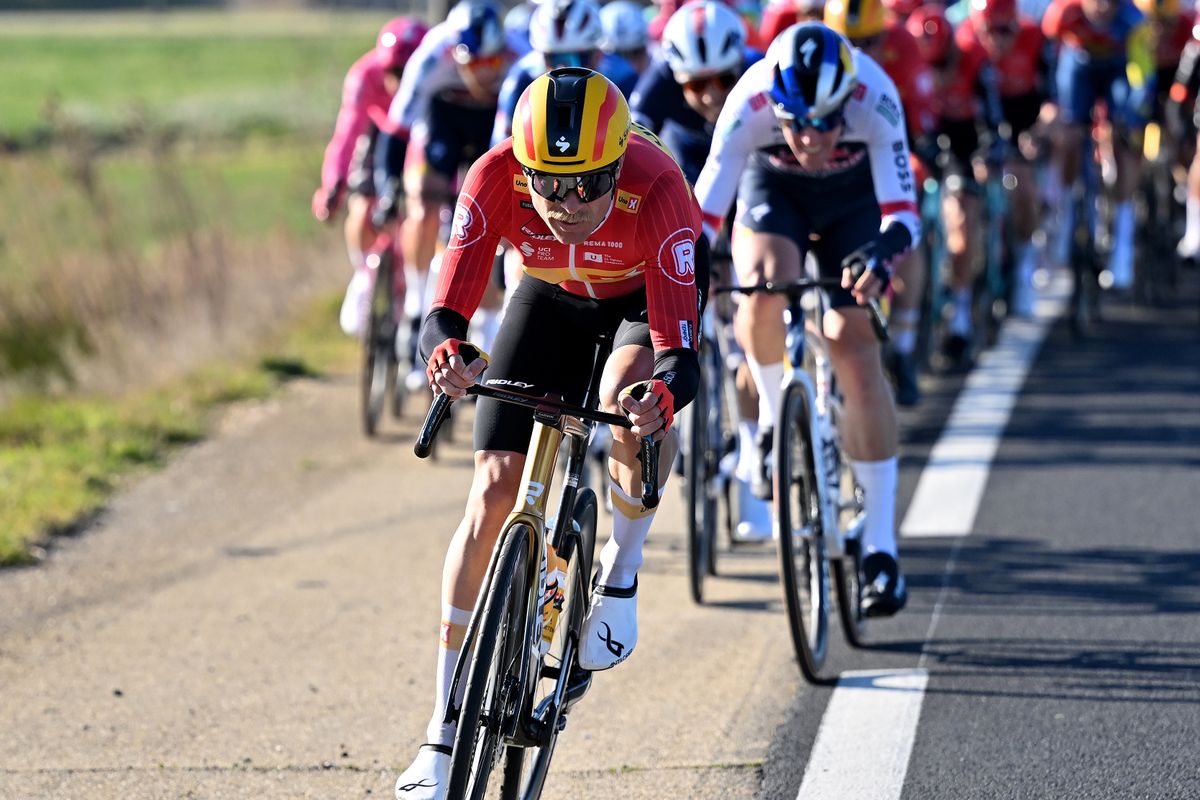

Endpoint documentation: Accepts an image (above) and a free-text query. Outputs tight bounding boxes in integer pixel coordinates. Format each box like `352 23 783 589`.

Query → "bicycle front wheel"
360 249 398 437
448 524 532 800
775 381 831 683
500 490 599 800
684 342 719 603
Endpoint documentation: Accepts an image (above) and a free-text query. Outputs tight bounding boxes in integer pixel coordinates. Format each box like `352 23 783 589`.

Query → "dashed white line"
794 669 929 800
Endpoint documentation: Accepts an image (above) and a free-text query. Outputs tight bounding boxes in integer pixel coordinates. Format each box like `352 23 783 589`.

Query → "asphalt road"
1 278 1198 800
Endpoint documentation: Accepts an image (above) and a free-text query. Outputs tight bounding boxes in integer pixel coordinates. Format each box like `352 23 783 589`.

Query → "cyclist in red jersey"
909 3 1006 368
761 0 830 42
827 0 937 402
1169 22 1200 256
312 17 426 337
958 0 1050 316
394 68 705 800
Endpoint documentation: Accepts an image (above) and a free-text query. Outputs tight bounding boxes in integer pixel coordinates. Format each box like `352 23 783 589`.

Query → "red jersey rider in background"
957 0 1050 317
312 17 426 337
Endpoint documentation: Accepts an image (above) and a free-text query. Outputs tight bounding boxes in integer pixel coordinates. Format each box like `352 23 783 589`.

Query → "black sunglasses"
680 70 739 94
775 107 846 134
523 164 620 203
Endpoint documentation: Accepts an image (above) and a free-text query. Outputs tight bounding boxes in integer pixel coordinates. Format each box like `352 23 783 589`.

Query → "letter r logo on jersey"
447 195 484 249
671 240 695 279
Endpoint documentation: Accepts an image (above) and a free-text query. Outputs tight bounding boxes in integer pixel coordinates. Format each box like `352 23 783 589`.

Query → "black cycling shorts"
735 164 881 309
423 95 496 181
1001 91 1042 142
475 240 710 454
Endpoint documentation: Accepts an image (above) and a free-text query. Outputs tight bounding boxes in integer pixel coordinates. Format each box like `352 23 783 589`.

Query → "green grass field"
0 10 396 142
0 10 388 563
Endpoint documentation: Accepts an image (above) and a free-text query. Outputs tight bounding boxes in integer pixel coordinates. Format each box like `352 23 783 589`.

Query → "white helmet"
445 1 507 63
662 0 746 79
504 2 535 39
600 0 651 53
529 0 604 54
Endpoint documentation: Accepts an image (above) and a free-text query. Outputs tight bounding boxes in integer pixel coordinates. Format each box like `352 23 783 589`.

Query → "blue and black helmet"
767 23 859 121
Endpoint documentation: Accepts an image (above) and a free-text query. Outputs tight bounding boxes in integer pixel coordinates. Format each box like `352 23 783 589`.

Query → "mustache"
545 210 588 224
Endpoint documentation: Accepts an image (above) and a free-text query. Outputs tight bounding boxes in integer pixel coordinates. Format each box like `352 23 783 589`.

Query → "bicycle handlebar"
714 281 889 344
414 382 662 509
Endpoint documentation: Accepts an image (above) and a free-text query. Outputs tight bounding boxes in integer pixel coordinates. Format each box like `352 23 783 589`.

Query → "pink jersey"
319 52 397 193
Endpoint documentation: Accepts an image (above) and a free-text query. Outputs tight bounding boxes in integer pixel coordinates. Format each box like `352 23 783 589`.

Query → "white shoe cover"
733 477 773 542
339 270 371 337
395 745 451 800
578 578 637 671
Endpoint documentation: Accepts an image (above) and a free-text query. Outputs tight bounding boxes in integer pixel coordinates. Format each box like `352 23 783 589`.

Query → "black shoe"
751 427 773 501
940 333 973 373
888 351 921 407
861 552 907 618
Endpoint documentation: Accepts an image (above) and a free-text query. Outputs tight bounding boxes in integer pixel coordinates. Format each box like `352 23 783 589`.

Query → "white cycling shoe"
339 270 371 337
394 744 451 800
733 476 774 543
578 576 637 671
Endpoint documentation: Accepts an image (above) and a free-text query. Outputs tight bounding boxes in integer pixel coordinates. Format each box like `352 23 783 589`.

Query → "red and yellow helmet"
825 0 888 38
1134 0 1180 19
512 67 631 174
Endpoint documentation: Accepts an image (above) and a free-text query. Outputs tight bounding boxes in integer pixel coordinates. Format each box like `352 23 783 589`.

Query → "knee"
827 332 884 397
461 472 519 546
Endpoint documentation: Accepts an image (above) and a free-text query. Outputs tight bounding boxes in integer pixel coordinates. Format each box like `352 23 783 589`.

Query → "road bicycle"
716 281 887 684
360 232 407 437
1134 121 1184 307
415 336 660 799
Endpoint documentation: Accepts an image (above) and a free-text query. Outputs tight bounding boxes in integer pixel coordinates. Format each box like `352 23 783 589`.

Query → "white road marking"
795 669 929 800
900 275 1070 537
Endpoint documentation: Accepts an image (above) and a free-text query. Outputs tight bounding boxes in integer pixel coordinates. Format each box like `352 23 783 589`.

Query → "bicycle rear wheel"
360 249 398 437
775 381 830 683
500 491 598 800
448 524 532 800
685 341 720 603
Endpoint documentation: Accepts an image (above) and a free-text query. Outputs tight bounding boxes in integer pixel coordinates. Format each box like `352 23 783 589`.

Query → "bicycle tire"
684 344 718 603
361 249 398 437
775 381 830 683
832 538 865 648
447 524 531 800
500 491 599 800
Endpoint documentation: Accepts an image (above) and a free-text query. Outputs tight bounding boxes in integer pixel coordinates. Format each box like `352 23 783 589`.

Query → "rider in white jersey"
694 22 918 616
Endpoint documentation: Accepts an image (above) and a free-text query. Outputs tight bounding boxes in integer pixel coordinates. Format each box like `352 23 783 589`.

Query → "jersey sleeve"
389 30 445 136
430 149 510 322
861 69 921 254
639 167 703 354
693 70 768 236
320 65 371 191
629 61 675 133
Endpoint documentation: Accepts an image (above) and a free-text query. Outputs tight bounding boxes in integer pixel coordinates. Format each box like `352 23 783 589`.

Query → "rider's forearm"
419 307 470 363
652 347 699 411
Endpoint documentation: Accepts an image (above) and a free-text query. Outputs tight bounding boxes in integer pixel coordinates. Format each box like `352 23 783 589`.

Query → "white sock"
850 457 898 558
426 604 472 746
745 358 785 429
1186 195 1200 244
404 265 430 320
600 480 658 589
951 288 972 336
736 419 759 482
890 308 920 355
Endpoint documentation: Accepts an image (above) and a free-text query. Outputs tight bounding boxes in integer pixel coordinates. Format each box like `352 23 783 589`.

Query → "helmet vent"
696 35 708 64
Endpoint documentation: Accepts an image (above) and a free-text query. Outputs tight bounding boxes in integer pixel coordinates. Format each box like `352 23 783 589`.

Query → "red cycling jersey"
1153 11 1195 67
873 24 939 138
957 18 1045 97
920 41 991 122
318 51 398 195
434 130 704 353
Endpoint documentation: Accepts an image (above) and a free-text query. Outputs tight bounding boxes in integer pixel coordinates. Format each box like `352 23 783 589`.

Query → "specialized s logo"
447 195 484 249
659 229 698 287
